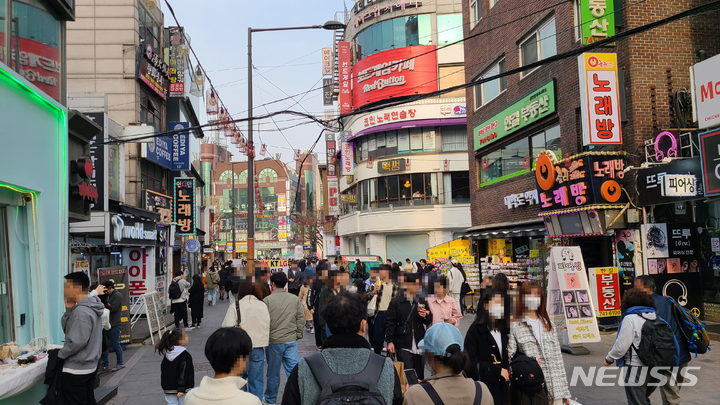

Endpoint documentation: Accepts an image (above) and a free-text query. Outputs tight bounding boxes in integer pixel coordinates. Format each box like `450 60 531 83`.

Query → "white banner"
547 246 601 344
691 53 720 129
122 247 156 314
327 177 340 216
579 53 622 145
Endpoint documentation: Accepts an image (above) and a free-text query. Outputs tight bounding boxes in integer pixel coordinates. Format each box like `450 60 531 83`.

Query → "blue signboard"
170 121 190 171
146 134 172 169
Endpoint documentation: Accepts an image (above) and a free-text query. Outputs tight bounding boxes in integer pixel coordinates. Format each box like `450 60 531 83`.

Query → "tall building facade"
336 0 471 261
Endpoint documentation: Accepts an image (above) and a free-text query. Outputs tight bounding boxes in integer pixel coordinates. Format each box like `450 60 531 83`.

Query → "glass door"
0 207 14 343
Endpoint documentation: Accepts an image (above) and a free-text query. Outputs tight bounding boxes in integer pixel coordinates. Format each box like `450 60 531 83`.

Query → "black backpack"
305 352 387 405
168 280 182 300
509 354 545 392
669 297 710 356
632 314 677 368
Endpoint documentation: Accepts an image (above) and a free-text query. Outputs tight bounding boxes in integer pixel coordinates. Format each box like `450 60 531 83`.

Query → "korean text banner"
579 53 623 145
341 141 354 176
588 267 621 317
338 41 353 114
353 45 438 109
547 246 601 344
474 80 556 151
173 177 196 236
535 151 627 213
123 247 156 314
170 122 190 171
580 0 616 45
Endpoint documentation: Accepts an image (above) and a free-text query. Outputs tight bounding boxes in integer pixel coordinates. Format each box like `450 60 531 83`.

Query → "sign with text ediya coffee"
353 45 437 108
173 177 196 236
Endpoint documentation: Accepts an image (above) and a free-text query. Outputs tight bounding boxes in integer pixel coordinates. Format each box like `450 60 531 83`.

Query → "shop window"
439 65 465 98
398 129 410 153
519 16 557 78
423 128 436 152
410 128 423 152
362 138 369 161
140 89 163 131
437 14 463 46
356 14 433 61
258 168 278 183
378 177 388 208
474 58 506 109
368 134 377 154
469 0 481 28
442 126 467 152
0 208 13 343
444 172 470 204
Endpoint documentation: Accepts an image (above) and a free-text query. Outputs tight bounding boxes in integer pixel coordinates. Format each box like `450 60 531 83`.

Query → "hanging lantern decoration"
206 89 218 117
294 149 301 161
194 66 204 86
260 144 267 156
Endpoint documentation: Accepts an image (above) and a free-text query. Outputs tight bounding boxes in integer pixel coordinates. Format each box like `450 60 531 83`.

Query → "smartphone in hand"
404 369 419 385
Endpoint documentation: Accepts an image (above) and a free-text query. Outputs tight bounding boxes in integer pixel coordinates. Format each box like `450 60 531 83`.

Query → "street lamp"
247 20 345 272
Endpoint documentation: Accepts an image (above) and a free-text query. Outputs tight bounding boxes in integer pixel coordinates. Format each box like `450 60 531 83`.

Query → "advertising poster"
123 247 156 314
588 267 621 318
547 246 601 344
488 239 506 257
641 223 700 274
650 272 704 319
614 230 636 294
0 33 61 101
98 266 131 343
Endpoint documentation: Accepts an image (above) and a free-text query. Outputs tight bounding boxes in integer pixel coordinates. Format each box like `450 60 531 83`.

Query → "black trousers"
396 349 425 381
172 302 188 328
62 371 98 405
370 311 387 355
313 315 322 347
191 313 202 326
288 288 300 296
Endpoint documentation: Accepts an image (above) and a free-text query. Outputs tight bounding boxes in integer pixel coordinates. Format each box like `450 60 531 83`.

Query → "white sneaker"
310 328 315 334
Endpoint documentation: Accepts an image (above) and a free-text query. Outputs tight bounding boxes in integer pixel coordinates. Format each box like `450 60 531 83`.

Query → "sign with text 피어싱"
636 157 704 205
474 80 556 151
579 53 622 145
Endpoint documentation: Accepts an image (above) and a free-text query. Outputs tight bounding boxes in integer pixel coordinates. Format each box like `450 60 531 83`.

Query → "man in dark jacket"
60 272 106 405
281 291 403 405
386 272 432 380
287 260 304 296
636 276 690 405
100 281 124 372
218 264 229 300
307 263 327 348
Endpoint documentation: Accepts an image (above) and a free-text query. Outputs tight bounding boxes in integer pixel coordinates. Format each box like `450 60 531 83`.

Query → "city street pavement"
101 302 720 405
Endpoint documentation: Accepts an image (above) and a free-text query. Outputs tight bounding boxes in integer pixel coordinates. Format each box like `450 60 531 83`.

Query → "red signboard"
0 34 60 101
352 45 438 108
338 41 352 114
593 267 621 317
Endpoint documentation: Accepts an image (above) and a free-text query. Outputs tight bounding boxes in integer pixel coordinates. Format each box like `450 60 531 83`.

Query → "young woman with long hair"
507 281 571 405
465 289 510 405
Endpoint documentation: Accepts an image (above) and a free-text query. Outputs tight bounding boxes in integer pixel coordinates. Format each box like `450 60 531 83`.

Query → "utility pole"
247 28 255 274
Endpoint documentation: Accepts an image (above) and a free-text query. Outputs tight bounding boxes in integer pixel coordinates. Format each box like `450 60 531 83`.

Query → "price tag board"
661 174 696 197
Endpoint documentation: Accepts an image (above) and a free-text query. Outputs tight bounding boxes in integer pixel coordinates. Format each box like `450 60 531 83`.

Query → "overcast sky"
163 0 348 165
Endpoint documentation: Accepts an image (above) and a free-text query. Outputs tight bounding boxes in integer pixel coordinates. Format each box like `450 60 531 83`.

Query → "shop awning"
463 220 546 239
119 204 160 221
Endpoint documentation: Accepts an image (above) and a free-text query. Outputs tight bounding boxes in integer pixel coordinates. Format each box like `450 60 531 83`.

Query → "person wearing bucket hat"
404 323 493 405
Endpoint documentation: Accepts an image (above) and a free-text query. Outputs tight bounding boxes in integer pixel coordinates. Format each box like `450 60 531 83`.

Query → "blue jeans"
207 287 217 305
264 342 299 404
164 394 184 405
243 347 265 400
101 325 123 367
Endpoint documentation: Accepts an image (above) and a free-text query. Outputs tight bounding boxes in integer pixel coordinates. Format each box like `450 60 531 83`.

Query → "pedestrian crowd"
51 256 705 405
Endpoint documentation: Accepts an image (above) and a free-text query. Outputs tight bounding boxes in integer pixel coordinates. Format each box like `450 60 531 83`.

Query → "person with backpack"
403 322 493 405
157 329 194 405
169 270 191 329
280 290 403 405
604 288 678 405
507 281 570 405
206 266 220 305
221 278 270 400
635 276 691 405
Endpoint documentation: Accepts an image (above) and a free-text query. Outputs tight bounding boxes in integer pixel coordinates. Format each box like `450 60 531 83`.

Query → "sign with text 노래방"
173 177 196 236
579 53 623 145
547 246 601 344
580 0 616 45
473 80 556 151
699 129 720 196
588 267 621 317
98 266 131 343
169 122 190 171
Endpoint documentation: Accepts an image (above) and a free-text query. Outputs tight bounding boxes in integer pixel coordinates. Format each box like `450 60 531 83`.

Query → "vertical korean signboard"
578 53 622 145
699 129 720 196
580 0 616 45
327 177 340 216
323 78 334 106
322 47 333 76
588 267 621 317
326 132 337 179
341 140 354 176
123 247 156 314
173 177 196 236
98 266 131 343
170 122 190 171
338 41 352 114
168 27 186 97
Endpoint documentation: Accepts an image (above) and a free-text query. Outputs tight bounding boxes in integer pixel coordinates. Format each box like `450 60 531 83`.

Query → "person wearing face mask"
508 282 571 405
464 290 510 405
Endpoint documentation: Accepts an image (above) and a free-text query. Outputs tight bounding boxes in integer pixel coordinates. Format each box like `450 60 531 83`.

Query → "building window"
439 65 465 98
138 1 161 54
370 173 436 208
474 58 506 109
490 0 501 8
444 172 470 204
519 16 557 78
355 14 432 60
477 124 561 185
140 89 162 131
442 126 467 152
141 159 165 193
238 170 248 184
258 168 278 183
469 0 481 28
219 170 239 185
437 14 463 46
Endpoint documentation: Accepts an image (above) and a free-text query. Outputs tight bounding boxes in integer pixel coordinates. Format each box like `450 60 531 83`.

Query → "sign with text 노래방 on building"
588 267 621 317
322 47 333 76
580 0 616 45
377 158 406 174
173 177 196 236
547 246 601 344
699 129 720 196
690 53 720 129
578 53 622 145
473 80 556 151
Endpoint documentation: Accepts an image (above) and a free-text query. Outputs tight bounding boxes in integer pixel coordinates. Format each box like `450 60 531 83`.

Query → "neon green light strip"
479 169 533 188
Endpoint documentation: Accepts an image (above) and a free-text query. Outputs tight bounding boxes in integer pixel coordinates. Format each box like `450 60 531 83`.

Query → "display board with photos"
547 246 601 344
640 223 700 274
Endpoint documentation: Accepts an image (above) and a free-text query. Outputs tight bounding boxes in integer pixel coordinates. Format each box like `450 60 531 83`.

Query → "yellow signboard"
488 239 505 257
427 239 472 262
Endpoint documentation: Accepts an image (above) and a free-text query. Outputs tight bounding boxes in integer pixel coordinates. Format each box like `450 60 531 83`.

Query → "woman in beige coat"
298 280 314 332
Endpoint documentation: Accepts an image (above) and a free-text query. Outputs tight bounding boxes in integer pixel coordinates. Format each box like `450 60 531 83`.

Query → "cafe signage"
474 80 556 151
377 158 406 174
352 0 421 28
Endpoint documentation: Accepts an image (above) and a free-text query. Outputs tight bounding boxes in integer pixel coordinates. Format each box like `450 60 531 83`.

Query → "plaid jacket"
507 320 571 400
375 282 401 312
